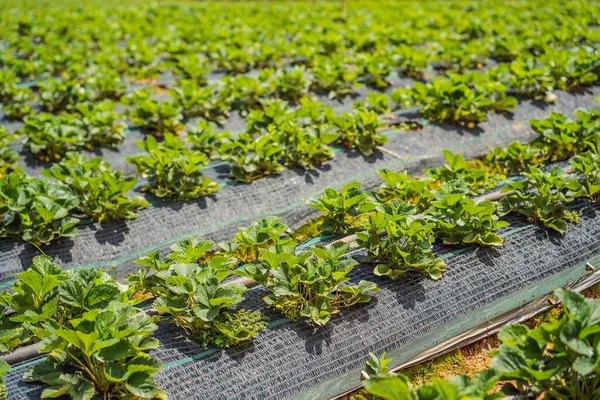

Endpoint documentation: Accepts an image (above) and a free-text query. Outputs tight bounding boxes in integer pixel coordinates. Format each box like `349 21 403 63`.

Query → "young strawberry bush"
277 121 338 169
25 301 165 399
271 66 311 103
491 288 600 399
127 134 219 199
294 99 336 127
541 48 599 91
235 243 379 325
0 168 80 244
357 53 392 89
490 57 557 101
0 127 19 177
42 153 148 223
484 141 542 176
0 86 33 121
391 44 429 79
223 216 292 263
362 290 600 400
125 90 184 136
245 100 290 135
531 112 583 163
0 360 8 399
173 54 211 85
308 182 377 235
0 256 135 352
311 56 360 99
82 67 127 101
352 92 391 115
185 120 232 159
74 100 127 148
222 74 270 114
426 180 509 247
169 79 231 124
357 200 447 280
364 365 500 400
376 169 435 210
0 70 20 104
129 237 268 348
570 152 600 202
392 72 517 127
21 113 88 162
498 166 580 234
332 111 388 156
219 133 285 183
38 78 94 112
426 150 501 195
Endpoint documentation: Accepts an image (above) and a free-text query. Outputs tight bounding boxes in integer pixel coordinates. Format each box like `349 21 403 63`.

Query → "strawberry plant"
393 72 517 127
219 133 285 183
130 237 268 348
21 113 88 162
173 54 211 85
376 169 435 210
0 86 33 121
222 74 270 114
570 152 600 202
0 70 19 104
308 182 377 235
364 366 500 400
426 180 509 246
229 216 292 262
152 262 267 348
491 58 556 101
353 92 391 115
363 288 600 400
245 100 290 135
125 90 184 136
277 121 338 169
498 166 580 234
357 53 392 89
426 150 501 195
38 78 93 112
0 360 8 399
332 111 388 156
169 80 230 124
127 134 219 199
311 56 359 99
391 44 429 79
492 289 600 399
530 112 590 163
294 99 336 127
74 100 126 148
0 256 67 351
357 200 447 280
82 67 127 101
541 48 599 91
484 141 542 176
271 66 311 103
185 120 232 159
0 127 19 177
0 168 80 244
0 256 135 352
42 153 148 223
235 243 379 325
24 301 165 399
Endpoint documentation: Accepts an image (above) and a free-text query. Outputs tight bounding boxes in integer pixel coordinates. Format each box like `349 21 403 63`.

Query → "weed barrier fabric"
4 203 600 399
0 89 599 286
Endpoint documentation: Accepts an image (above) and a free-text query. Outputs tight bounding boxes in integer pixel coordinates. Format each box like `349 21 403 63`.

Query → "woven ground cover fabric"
4 202 599 399
0 88 599 286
